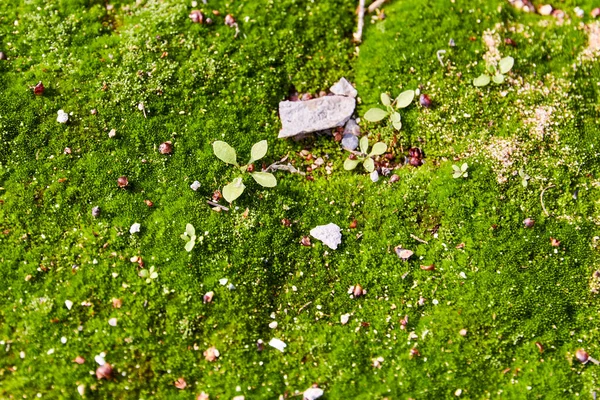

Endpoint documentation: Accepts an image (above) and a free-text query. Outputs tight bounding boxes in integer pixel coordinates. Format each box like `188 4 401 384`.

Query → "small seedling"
139 266 158 283
363 90 415 130
452 163 469 178
344 137 387 173
181 223 197 252
519 168 530 187
473 56 514 87
212 140 277 203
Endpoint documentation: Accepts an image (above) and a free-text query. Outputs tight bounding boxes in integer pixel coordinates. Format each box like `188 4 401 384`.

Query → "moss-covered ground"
2 0 600 398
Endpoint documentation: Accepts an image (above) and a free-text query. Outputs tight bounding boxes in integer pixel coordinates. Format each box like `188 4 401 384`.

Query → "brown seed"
159 141 172 155
281 218 291 227
73 356 85 364
117 176 129 188
112 298 122 308
334 132 342 142
247 164 255 173
550 237 560 247
224 14 235 26
576 349 589 364
389 174 400 183
175 377 187 389
33 81 45 96
504 38 517 47
349 220 357 229
300 236 311 246
189 10 204 23
409 348 420 358
535 342 544 353
144 199 154 207
64 147 72 155
420 264 435 271
96 363 113 379
523 218 535 228
212 190 222 202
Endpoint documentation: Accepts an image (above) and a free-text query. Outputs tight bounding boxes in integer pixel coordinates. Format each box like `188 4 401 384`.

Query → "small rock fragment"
343 119 360 136
592 8 600 18
459 329 468 337
523 218 535 228
190 181 201 191
108 318 117 326
77 385 85 397
303 387 324 400
57 110 69 124
370 170 379 183
310 223 342 250
73 355 85 364
203 291 214 303
538 4 553 15
341 134 358 151
268 338 286 352
175 377 187 389
340 313 350 325
92 206 101 218
65 300 73 310
129 223 141 234
189 10 204 23
96 363 112 379
278 96 355 138
203 346 220 362
108 129 116 138
394 246 414 261
0 52 6 60
268 321 278 329
34 81 45 96
329 77 357 98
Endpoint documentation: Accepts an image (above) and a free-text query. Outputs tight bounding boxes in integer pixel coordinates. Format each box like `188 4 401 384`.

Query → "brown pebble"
159 141 172 155
189 10 204 23
96 363 113 379
117 176 129 188
300 236 311 246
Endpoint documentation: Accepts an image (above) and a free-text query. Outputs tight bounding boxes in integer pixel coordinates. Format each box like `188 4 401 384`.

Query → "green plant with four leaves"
212 140 277 203
363 90 415 130
473 56 514 87
343 136 388 173
139 266 158 283
452 163 469 178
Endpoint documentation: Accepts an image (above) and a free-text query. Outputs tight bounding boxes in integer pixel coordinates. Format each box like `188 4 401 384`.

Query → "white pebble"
219 278 228 285
61 337 67 344
47 348 55 355
20 351 25 359
108 318 118 327
340 313 350 325
304 387 324 400
269 321 278 329
129 223 141 234
190 180 201 191
459 272 467 279
268 338 286 352
57 110 69 124
65 300 73 310
77 385 85 396
94 353 106 366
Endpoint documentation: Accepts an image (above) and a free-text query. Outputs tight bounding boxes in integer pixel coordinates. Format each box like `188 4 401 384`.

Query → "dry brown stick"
540 184 555 216
367 0 386 13
410 234 429 244
207 200 229 211
353 0 366 43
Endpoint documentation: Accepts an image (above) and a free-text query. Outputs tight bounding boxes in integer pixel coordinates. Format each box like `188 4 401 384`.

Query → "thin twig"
353 0 366 43
410 234 429 244
540 184 555 216
207 200 229 211
436 50 446 67
298 301 313 314
367 0 386 13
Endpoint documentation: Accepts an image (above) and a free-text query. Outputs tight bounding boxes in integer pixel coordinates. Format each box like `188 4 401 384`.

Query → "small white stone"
268 338 287 352
340 313 350 325
77 385 85 397
108 129 116 138
370 170 379 182
227 283 236 290
219 278 228 285
303 387 324 400
129 223 141 234
310 223 342 250
269 321 278 329
459 272 467 279
20 351 25 359
108 318 117 327
329 77 358 98
57 110 69 124
190 180 201 191
61 337 67 344
47 348 55 355
94 353 106 365
65 300 73 310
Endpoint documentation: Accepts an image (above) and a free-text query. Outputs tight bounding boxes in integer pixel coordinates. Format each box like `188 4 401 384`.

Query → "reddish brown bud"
96 363 113 379
117 176 129 188
33 81 45 96
159 141 172 155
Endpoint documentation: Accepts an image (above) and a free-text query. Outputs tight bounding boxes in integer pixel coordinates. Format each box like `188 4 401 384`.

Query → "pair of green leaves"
343 136 387 173
519 168 530 188
212 140 277 203
181 223 197 252
473 56 514 87
363 90 415 130
452 163 469 178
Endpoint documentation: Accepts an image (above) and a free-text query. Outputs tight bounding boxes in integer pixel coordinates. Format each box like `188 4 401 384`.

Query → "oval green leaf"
251 172 277 188
392 120 402 130
473 74 491 87
213 141 238 165
344 158 361 170
395 90 415 109
380 93 391 107
499 56 514 74
492 74 505 84
249 140 268 163
359 136 369 154
390 112 401 123
223 177 245 203
364 108 388 122
363 158 375 173
369 142 387 156
185 239 195 252
185 223 195 237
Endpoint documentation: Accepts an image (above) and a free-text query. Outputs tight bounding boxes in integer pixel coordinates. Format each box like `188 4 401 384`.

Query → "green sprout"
363 90 415 130
212 140 277 203
181 223 197 252
473 56 514 87
343 136 387 173
452 163 469 178
139 266 158 283
519 168 530 187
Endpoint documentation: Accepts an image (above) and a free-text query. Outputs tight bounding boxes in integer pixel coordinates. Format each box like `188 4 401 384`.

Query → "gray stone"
341 134 359 151
310 223 342 250
330 77 357 98
370 170 379 182
343 119 360 136
278 96 355 138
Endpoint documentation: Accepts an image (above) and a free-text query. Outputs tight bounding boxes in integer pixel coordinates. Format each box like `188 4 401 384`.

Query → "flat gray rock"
341 134 358 151
343 119 360 136
310 223 342 250
330 77 358 98
278 96 355 138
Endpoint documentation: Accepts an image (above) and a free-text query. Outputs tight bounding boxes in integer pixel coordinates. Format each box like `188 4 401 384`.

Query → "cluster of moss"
1 0 600 398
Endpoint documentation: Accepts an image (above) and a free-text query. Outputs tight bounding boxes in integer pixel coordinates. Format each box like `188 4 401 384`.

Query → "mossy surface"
1 0 600 398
